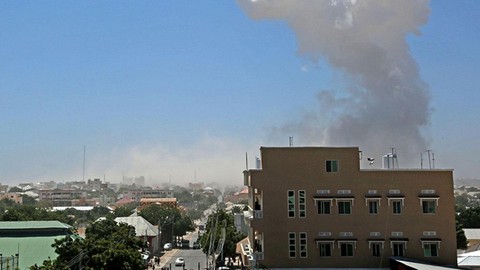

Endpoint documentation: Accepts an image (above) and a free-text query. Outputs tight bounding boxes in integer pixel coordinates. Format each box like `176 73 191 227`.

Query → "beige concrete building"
243 147 457 269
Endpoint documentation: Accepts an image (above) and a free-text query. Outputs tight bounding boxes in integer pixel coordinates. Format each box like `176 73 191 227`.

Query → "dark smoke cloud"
238 0 432 167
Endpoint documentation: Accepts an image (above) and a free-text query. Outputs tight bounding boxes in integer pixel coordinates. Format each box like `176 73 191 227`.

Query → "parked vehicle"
163 243 172 250
181 239 190 249
175 257 185 267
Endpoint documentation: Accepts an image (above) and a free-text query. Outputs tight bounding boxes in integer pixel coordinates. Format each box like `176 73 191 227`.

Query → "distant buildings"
38 189 87 206
122 189 174 202
241 146 457 269
138 198 177 211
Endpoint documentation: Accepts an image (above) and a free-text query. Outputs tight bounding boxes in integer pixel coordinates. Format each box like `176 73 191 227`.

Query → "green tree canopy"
32 218 145 270
138 204 194 245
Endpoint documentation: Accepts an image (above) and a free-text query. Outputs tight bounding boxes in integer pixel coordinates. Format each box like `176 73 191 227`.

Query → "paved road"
160 248 207 270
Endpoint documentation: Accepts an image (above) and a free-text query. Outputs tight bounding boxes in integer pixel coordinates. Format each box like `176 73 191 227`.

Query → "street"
160 248 207 270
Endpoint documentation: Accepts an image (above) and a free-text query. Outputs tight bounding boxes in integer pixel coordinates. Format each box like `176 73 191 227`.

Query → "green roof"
0 235 66 270
0 221 71 230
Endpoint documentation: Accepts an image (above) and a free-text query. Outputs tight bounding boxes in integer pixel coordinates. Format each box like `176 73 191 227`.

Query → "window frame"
317 199 332 215
337 200 353 215
288 232 296 258
423 242 438 257
368 199 379 214
392 200 402 214
338 241 355 257
419 197 439 214
298 190 306 218
299 232 308 258
387 196 405 215
391 241 407 257
326 160 338 173
318 241 333 258
422 200 436 214
368 241 384 257
288 190 295 218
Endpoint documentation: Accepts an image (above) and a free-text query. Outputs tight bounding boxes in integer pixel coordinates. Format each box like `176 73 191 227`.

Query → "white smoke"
238 0 432 167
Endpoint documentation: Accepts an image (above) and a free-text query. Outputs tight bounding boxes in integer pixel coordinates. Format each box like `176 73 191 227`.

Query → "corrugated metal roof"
464 228 480 240
0 221 71 230
1 235 66 270
139 198 177 203
394 258 460 270
115 216 158 237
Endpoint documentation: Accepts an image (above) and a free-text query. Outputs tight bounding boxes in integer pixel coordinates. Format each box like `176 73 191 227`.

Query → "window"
288 232 296 258
317 200 331 214
299 232 307 258
288 190 295 218
338 201 352 214
298 190 306 218
371 242 382 257
422 200 436 214
340 242 354 257
392 201 402 214
319 242 332 257
326 160 338 172
423 243 438 257
392 242 405 256
368 200 379 214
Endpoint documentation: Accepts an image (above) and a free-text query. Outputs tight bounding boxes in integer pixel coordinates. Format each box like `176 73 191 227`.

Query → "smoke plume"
238 0 432 167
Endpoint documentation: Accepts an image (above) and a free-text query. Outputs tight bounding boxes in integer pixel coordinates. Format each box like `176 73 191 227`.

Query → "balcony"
245 207 263 220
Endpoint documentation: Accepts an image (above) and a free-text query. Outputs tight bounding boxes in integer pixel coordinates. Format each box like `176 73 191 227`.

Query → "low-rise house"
115 216 159 254
138 198 177 211
0 192 23 204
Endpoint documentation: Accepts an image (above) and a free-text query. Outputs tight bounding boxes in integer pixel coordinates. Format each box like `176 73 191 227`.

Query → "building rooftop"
115 216 158 236
139 198 176 203
0 221 74 269
1 236 63 269
0 220 71 230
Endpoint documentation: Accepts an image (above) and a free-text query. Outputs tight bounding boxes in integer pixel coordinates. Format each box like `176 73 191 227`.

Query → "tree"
32 218 145 270
457 219 468 249
138 204 195 246
8 186 23 193
457 207 480 228
200 209 246 266
111 204 137 218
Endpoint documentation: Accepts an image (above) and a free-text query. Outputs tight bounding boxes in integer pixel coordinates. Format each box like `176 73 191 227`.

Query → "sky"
1 1 479 186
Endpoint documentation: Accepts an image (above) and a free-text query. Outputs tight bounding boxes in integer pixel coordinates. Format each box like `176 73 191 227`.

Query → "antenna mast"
426 149 432 169
83 145 86 181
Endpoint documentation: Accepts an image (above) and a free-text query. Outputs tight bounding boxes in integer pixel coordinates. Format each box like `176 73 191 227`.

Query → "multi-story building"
39 189 87 206
123 189 174 202
242 147 457 269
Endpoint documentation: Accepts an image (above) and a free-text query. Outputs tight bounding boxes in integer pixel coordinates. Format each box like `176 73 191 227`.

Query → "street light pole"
158 219 162 253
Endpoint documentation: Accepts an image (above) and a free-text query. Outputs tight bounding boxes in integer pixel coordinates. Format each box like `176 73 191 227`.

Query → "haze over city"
1 1 479 186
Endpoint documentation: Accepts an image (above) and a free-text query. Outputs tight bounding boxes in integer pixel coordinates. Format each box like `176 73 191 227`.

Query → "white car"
163 243 172 250
175 257 185 267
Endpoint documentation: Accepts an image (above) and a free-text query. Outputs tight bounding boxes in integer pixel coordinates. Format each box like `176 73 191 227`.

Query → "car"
175 257 185 267
163 243 172 251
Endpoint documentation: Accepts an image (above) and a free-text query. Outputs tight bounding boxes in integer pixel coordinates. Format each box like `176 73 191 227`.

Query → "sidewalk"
157 249 180 269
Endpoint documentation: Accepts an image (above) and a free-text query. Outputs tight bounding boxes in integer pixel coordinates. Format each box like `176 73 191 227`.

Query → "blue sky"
1 1 479 186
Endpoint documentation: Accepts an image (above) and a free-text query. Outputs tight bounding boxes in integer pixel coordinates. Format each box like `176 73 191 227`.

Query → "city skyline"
1 1 479 185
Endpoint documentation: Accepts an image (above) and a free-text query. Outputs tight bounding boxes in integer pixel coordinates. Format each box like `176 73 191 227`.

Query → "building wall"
247 147 457 268
0 192 23 204
123 189 174 201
